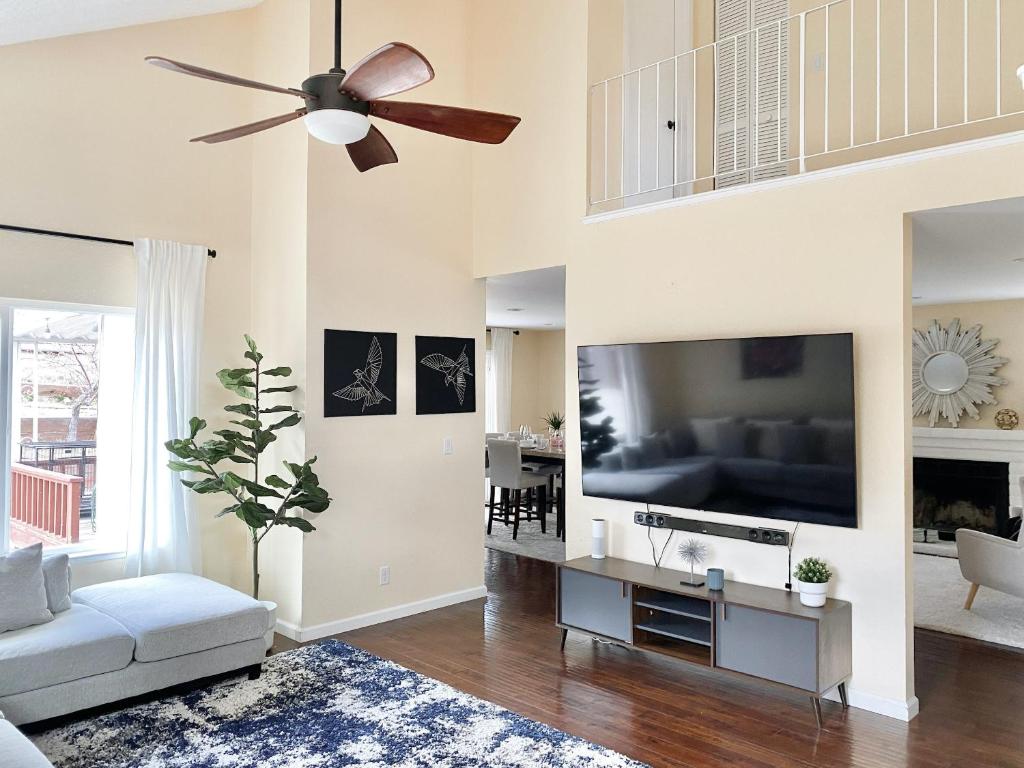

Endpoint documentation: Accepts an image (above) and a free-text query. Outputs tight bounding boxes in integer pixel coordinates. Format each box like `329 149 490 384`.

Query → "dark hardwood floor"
274 550 1024 768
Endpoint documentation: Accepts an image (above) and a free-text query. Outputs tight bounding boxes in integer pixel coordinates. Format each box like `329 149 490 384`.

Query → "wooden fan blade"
370 101 521 144
146 56 311 99
340 43 434 101
191 109 307 144
346 125 398 172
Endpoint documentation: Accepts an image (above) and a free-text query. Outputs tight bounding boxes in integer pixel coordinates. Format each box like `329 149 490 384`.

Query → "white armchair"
956 527 1024 610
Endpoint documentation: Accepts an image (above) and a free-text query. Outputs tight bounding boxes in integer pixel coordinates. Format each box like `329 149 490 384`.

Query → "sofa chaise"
0 571 275 727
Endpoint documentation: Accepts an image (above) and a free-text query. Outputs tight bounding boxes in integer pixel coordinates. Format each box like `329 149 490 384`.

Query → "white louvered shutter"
752 0 789 181
715 0 789 188
715 0 751 188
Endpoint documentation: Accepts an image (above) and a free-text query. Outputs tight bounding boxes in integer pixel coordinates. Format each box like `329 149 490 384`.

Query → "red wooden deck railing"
10 462 82 544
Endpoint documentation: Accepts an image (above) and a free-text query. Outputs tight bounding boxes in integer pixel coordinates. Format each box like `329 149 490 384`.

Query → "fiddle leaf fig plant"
166 335 331 599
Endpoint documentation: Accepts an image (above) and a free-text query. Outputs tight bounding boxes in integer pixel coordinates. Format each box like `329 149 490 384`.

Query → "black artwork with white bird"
419 346 473 405
333 336 391 411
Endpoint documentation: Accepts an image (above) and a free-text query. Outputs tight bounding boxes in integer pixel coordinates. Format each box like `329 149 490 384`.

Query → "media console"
556 556 852 727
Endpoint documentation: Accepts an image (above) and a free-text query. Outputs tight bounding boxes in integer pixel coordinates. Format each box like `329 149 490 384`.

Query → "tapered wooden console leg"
560 628 568 651
964 583 980 611
838 682 849 710
811 697 823 729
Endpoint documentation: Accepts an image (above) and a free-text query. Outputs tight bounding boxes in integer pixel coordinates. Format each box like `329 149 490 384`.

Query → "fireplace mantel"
913 427 1024 510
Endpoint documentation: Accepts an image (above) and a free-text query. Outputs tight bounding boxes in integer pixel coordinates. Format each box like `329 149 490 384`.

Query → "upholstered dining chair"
957 525 1024 610
487 438 549 540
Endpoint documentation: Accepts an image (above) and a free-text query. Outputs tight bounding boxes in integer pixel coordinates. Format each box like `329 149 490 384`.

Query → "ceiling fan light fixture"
304 108 371 145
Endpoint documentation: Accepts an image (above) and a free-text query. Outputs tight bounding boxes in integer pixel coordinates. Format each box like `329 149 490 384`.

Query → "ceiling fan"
146 0 521 172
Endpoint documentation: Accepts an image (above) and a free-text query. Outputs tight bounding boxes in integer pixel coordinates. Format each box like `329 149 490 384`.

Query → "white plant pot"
796 579 829 608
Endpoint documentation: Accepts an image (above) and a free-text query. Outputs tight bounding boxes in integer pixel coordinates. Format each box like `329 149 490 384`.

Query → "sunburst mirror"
912 318 1008 427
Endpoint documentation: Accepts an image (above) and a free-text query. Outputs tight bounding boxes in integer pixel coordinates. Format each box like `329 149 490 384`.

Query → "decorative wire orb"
678 538 707 569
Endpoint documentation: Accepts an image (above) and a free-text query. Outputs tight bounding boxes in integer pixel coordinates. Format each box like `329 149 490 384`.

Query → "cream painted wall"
510 330 567 431
0 11 257 591
912 299 1024 429
468 0 1024 719
246 0 312 624
298 0 485 631
469 0 590 278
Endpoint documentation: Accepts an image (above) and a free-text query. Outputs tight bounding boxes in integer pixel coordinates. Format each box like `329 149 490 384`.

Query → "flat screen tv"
578 333 856 527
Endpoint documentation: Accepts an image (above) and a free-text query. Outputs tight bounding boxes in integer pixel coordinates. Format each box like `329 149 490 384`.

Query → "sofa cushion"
41 554 72 614
0 719 53 768
72 573 269 663
0 544 53 634
0 603 134 697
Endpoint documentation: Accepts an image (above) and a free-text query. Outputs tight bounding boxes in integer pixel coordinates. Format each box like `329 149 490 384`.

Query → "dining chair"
484 433 504 512
487 438 549 539
521 437 561 516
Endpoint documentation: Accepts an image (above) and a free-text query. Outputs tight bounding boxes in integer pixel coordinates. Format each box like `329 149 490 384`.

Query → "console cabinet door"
558 569 632 642
715 604 817 691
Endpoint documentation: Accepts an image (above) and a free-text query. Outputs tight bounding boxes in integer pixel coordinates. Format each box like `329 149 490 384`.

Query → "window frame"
0 297 133 558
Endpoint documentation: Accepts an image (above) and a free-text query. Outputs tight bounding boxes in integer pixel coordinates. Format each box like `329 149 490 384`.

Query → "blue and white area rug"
35 640 647 767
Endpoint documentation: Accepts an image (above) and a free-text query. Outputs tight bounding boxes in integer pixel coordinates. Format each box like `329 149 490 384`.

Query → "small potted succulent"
793 557 832 607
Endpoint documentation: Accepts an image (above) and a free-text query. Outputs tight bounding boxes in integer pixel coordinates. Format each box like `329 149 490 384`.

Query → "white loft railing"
588 0 1024 211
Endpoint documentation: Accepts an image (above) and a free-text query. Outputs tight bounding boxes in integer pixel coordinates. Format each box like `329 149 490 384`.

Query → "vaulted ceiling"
0 0 262 47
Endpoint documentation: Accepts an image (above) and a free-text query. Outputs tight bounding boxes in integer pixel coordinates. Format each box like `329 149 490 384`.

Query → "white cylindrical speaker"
591 518 607 559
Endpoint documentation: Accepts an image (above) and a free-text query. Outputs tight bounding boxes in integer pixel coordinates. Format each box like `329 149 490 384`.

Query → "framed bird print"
416 336 476 415
324 330 397 417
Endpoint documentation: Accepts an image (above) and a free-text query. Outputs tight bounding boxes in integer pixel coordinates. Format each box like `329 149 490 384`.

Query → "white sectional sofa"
0 572 275 727
0 718 52 768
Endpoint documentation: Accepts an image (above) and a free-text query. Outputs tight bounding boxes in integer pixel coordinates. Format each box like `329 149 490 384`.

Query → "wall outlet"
442 437 454 455
379 565 390 586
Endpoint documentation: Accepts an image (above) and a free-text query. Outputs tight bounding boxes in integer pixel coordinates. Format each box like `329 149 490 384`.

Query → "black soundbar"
633 511 790 547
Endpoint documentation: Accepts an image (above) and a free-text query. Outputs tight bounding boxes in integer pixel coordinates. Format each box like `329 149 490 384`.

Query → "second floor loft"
587 0 1024 216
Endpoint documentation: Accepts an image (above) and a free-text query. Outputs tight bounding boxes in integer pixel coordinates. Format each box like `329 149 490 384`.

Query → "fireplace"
913 457 1010 538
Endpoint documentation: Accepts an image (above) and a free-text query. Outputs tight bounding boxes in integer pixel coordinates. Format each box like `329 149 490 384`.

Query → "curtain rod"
486 327 520 335
0 224 217 258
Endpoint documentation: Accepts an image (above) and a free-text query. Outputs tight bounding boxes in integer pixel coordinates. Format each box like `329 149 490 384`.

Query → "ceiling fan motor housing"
301 72 370 116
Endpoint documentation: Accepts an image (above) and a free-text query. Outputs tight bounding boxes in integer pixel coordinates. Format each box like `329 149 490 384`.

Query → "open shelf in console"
633 588 711 622
633 586 712 667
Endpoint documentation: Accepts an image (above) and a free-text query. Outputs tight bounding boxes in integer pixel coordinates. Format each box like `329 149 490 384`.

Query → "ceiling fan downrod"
333 0 343 73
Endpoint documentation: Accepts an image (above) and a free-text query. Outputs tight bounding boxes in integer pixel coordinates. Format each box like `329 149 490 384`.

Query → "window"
1 302 134 555
485 349 497 433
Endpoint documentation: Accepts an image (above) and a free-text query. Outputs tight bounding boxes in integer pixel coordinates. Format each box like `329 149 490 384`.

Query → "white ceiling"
486 266 565 330
912 196 1024 306
0 0 262 47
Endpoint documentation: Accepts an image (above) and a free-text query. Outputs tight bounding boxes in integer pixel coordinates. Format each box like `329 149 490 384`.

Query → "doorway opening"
910 197 1024 649
484 266 566 563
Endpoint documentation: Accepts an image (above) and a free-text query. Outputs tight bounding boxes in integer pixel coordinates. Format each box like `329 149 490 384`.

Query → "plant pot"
796 579 829 608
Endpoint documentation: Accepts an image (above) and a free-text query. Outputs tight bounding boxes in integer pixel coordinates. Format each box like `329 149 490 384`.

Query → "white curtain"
94 313 135 553
490 328 514 434
125 239 207 577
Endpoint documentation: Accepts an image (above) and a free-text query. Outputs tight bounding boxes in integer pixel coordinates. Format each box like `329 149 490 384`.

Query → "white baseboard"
823 687 920 721
274 617 302 642
274 585 488 643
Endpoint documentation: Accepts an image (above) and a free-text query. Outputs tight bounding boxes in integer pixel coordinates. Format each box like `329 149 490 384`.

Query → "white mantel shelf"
913 427 1024 457
913 427 1024 508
